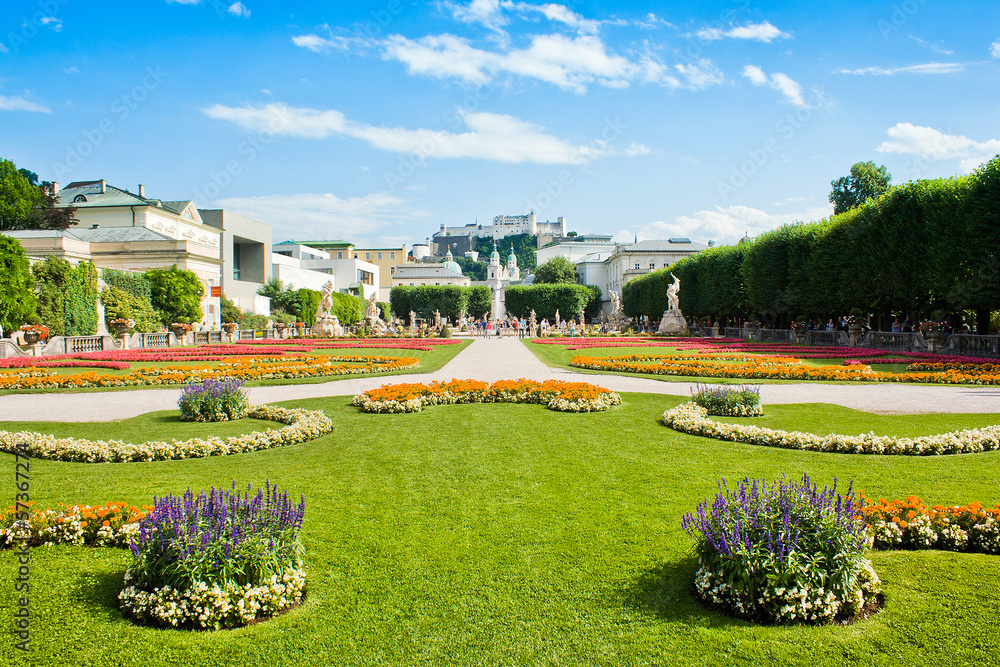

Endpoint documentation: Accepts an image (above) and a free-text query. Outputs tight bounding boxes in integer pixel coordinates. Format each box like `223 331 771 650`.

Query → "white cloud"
637 13 672 29
615 204 832 247
377 32 720 92
64 66 79 74
166 0 201 4
0 95 52 113
836 62 966 75
212 191 419 245
227 2 250 18
39 16 63 32
991 40 1000 58
444 0 509 31
291 33 359 54
0 43 8 54
203 102 641 164
876 122 1000 172
909 35 953 55
501 2 601 34
742 65 806 107
696 20 788 43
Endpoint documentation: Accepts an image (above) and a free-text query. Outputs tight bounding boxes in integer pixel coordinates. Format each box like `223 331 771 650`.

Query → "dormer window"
73 195 87 203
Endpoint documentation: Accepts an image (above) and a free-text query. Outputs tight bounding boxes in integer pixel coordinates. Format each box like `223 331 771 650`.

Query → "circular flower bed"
353 379 622 413
119 482 306 630
0 405 333 462
682 474 881 624
178 378 250 422
690 383 762 417
662 402 1000 455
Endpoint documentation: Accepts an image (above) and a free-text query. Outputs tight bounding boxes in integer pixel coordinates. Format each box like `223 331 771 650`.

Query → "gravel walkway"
1 337 998 422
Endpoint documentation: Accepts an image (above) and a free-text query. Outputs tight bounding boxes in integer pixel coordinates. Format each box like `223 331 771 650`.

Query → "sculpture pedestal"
658 309 688 335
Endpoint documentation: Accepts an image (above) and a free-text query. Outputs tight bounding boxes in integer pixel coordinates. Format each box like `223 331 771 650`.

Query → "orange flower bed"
353 379 621 413
570 353 1000 384
858 495 1000 553
0 354 419 390
1 500 153 548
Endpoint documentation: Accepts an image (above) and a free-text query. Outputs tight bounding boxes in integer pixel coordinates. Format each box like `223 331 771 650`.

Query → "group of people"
477 317 531 339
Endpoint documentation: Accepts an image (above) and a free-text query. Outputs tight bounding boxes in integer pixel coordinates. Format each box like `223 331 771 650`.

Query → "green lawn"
2 394 999 666
0 340 469 396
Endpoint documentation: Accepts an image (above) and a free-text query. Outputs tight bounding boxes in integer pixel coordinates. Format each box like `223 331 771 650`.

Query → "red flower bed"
0 358 130 370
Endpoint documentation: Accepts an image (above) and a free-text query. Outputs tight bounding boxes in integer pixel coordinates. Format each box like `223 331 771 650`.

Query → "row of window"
635 262 669 270
352 252 397 260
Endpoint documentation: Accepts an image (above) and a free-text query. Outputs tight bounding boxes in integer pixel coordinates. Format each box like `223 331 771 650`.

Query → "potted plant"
110 317 135 336
221 321 238 334
170 322 191 340
920 312 948 352
846 309 866 347
19 324 49 345
791 316 807 343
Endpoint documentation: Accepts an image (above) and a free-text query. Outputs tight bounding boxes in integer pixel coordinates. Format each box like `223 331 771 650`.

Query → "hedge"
101 268 152 302
624 155 1000 331
390 285 491 323
505 284 593 321
32 257 98 336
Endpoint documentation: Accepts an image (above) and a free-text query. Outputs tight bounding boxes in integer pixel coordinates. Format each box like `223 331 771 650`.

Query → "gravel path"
1 336 998 422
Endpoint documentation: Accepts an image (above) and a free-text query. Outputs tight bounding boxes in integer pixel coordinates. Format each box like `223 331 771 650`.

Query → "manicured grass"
2 394 999 666
0 340 470 396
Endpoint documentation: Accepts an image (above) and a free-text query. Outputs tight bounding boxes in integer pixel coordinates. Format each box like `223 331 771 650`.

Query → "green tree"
533 256 579 284
101 285 161 333
0 158 44 230
219 294 241 324
829 161 892 215
26 183 78 231
0 236 37 332
474 234 537 270
145 265 204 325
257 277 302 318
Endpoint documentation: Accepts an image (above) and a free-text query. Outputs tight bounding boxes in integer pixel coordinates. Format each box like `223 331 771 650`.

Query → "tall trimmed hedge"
101 268 152 302
390 285 492 322
624 156 1000 331
505 284 592 321
0 236 36 333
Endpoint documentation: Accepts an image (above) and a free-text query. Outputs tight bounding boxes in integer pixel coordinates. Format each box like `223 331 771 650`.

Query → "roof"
72 227 174 243
617 239 707 253
57 181 188 214
393 264 468 280
276 239 353 248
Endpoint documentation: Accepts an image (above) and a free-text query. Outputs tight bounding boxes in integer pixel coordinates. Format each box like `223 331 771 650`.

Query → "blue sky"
2 0 999 248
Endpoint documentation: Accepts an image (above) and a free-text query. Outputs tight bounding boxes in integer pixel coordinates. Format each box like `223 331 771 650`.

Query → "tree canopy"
829 161 892 215
145 265 204 325
0 158 77 230
0 236 37 332
533 256 579 284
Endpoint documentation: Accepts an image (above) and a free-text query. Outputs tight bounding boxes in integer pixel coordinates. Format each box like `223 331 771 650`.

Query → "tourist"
569 319 576 338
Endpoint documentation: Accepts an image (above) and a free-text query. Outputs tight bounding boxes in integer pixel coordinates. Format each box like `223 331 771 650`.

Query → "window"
366 253 371 260
390 252 395 259
337 252 343 259
377 252 382 260
649 262 655 269
634 262 640 270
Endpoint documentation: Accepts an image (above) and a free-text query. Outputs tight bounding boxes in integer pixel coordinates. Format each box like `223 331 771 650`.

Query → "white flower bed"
693 559 882 624
0 405 333 462
663 402 1000 455
118 566 306 630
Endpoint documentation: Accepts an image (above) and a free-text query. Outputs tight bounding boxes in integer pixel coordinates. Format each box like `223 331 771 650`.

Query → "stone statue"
659 273 688 335
409 310 417 330
554 309 560 327
313 281 337 337
528 309 537 332
434 309 441 328
667 273 680 311
365 291 379 321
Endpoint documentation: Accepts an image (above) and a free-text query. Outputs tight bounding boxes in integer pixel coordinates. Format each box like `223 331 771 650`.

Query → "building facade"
352 245 410 301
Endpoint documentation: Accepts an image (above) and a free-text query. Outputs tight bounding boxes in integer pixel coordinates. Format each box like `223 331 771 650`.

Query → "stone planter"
926 330 944 353
22 331 41 345
793 329 806 344
849 325 864 347
170 327 189 341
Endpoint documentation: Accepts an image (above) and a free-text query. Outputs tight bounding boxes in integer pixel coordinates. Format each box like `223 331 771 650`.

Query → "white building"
45 180 223 326
604 239 707 297
536 235 616 265
432 213 567 256
390 248 471 288
271 242 379 300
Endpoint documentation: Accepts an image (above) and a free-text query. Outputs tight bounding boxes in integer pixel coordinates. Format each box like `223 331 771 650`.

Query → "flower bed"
570 352 1000 385
682 474 880 624
178 378 250 422
0 354 418 390
0 358 131 370
0 501 151 549
662 402 1000 455
860 496 1000 553
352 379 621 413
0 405 333 462
691 383 762 417
119 482 306 629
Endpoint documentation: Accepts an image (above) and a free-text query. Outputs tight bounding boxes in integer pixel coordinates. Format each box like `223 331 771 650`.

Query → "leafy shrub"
101 285 160 333
101 268 152 302
439 324 452 338
177 378 249 422
119 481 306 629
144 265 204 325
219 293 240 324
691 383 762 417
681 474 881 624
237 310 270 330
